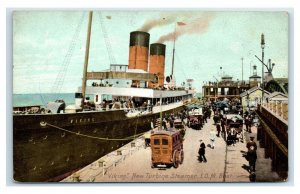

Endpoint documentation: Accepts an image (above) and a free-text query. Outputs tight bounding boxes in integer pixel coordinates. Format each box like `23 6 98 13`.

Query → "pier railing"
202 81 250 88
263 101 288 122
256 102 288 179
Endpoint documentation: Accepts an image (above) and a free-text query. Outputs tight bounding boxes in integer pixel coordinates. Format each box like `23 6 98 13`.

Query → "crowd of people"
197 101 258 181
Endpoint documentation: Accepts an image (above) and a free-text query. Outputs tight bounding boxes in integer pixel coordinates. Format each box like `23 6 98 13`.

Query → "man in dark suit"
247 146 257 172
246 136 257 151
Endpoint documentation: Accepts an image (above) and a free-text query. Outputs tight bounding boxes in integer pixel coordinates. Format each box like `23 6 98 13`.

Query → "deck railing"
263 101 288 122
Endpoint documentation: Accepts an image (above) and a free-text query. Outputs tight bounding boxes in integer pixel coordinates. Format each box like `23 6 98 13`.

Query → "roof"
249 75 261 79
186 104 202 110
151 129 180 136
240 86 270 97
274 78 288 84
174 119 183 123
221 75 233 79
268 91 288 99
225 114 243 120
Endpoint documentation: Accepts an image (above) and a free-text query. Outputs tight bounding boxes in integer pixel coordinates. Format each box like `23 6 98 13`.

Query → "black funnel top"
150 43 166 56
129 31 150 47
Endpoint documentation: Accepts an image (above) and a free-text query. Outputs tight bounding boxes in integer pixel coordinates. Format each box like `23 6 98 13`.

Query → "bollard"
131 142 135 147
117 150 122 155
102 166 106 176
98 160 105 167
72 173 81 182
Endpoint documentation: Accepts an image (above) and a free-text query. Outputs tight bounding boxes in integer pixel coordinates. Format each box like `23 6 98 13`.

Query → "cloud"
156 13 215 43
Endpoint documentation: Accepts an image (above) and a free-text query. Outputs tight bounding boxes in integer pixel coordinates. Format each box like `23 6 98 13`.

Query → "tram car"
150 129 184 168
225 114 244 143
173 119 186 138
225 114 243 131
187 107 203 130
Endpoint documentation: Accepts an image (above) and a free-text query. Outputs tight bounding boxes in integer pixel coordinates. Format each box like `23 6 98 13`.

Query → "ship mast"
81 11 93 109
171 23 176 77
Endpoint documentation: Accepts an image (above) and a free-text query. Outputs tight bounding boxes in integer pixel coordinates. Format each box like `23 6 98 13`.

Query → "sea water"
13 93 94 107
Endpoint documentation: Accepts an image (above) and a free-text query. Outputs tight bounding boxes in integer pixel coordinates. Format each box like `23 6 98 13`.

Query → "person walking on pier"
169 114 175 128
228 127 237 146
208 108 212 119
198 142 207 163
203 112 208 123
216 123 221 137
246 136 258 173
209 128 217 149
245 116 251 133
247 146 257 172
162 118 167 130
246 136 257 151
221 117 226 141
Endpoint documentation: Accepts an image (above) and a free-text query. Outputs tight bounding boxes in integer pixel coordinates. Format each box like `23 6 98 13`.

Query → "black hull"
13 107 184 182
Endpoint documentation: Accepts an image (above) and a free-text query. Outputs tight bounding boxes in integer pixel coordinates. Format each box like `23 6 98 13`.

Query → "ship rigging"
13 11 195 182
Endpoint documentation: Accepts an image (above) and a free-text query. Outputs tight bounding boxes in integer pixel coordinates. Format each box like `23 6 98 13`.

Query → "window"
175 124 183 129
154 139 160 145
162 139 168 145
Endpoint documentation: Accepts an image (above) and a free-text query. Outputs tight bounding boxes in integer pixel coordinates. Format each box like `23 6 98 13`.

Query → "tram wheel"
179 150 184 164
173 151 179 168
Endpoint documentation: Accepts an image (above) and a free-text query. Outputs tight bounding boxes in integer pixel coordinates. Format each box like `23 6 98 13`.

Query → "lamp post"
213 76 218 102
246 91 250 110
261 33 265 105
241 57 244 84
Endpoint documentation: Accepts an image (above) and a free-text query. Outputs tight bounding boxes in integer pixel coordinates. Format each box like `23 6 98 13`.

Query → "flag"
106 16 112 19
177 21 186 26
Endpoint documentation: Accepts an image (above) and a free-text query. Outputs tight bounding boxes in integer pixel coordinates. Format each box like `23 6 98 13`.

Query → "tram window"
162 139 168 145
154 139 160 145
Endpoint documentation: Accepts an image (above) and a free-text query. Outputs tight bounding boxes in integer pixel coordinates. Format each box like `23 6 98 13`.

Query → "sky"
13 11 288 94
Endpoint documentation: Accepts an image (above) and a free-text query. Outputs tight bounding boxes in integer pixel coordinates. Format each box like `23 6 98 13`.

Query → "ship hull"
13 106 184 182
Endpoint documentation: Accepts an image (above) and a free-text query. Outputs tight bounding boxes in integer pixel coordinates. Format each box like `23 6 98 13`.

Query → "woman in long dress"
209 128 217 149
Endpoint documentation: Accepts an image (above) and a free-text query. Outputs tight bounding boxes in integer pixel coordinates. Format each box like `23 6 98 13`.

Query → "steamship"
13 12 195 182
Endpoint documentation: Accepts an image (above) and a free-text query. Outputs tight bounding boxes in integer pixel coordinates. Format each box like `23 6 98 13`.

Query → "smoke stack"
128 31 150 72
148 43 166 88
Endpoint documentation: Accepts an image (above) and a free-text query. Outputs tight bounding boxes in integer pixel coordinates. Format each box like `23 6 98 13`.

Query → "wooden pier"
256 103 288 179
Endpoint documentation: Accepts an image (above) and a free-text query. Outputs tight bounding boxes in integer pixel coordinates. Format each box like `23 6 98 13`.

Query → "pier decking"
62 114 284 182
